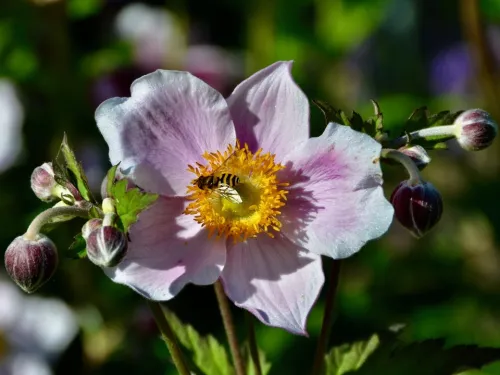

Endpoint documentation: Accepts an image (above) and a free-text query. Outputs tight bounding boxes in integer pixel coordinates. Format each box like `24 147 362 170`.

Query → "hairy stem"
246 312 262 375
214 280 245 375
381 148 422 185
310 259 342 375
25 206 92 240
148 301 191 375
389 125 456 149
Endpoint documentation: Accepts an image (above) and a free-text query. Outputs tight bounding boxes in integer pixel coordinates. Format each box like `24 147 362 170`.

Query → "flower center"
184 142 288 242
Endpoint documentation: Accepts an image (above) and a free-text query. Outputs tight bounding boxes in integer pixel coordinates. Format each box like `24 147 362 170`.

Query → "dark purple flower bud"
31 163 58 202
82 218 103 240
454 109 498 151
398 145 431 170
86 226 128 268
4 234 58 293
390 180 443 238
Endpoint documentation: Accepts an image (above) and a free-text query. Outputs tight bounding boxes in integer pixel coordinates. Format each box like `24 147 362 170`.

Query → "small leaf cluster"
312 99 463 150
323 331 500 375
105 165 158 234
52 135 158 259
163 308 271 375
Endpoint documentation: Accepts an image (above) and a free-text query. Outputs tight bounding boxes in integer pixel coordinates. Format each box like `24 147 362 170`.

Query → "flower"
95 61 393 334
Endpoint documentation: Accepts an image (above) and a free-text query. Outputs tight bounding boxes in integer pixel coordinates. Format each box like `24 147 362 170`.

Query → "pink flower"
95 61 393 334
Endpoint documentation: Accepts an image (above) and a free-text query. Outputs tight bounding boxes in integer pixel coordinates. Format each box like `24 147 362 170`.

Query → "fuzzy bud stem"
381 148 422 185
25 206 93 241
390 125 456 149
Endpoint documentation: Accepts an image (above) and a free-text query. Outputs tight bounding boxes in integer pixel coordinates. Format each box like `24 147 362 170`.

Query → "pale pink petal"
105 197 226 300
221 235 323 335
280 123 394 259
226 61 309 160
95 70 236 196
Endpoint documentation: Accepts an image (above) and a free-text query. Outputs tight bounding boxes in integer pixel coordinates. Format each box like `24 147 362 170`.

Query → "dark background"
1 0 500 374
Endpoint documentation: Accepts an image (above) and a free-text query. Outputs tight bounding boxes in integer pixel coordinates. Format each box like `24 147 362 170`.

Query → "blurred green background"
1 0 500 374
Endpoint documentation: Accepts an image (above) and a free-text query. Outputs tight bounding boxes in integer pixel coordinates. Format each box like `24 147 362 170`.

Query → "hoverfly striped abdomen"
220 173 240 187
195 173 240 191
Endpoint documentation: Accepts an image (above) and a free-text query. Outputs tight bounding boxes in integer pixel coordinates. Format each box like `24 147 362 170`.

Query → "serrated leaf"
162 308 234 375
67 234 87 259
427 110 463 127
346 337 500 375
55 134 94 202
405 106 429 133
349 111 364 132
106 164 119 197
110 179 158 233
363 118 376 137
312 99 344 125
244 344 272 375
409 137 454 150
324 334 380 375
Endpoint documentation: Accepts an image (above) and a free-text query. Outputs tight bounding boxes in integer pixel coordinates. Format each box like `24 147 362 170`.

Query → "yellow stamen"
184 142 288 242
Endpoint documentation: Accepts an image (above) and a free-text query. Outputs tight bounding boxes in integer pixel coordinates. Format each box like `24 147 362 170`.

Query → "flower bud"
454 109 498 151
86 226 128 268
398 145 431 170
390 180 443 238
102 198 116 214
82 218 103 240
4 234 58 293
31 163 58 202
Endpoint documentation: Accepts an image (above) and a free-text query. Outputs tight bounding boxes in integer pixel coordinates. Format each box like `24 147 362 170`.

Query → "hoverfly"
194 151 242 203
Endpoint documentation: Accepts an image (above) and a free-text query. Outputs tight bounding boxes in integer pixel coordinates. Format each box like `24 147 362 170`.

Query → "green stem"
310 259 342 375
381 148 422 185
389 125 456 149
246 312 262 375
214 280 245 375
25 206 92 240
147 301 191 375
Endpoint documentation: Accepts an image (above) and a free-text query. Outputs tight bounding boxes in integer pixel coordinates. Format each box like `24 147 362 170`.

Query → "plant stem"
246 312 262 375
214 280 245 375
25 206 92 240
310 259 342 375
389 125 456 149
381 148 422 185
147 301 191 375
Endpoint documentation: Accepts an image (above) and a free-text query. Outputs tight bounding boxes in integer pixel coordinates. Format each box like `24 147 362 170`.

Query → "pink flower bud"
82 218 103 240
390 180 443 238
454 109 498 151
86 226 128 268
4 234 58 293
30 163 58 202
398 145 431 170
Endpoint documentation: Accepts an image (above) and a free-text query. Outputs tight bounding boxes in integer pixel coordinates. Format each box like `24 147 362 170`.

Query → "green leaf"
109 179 158 233
162 308 234 375
55 134 95 202
244 345 272 375
405 106 429 133
312 99 344 126
312 100 366 132
324 334 380 375
346 337 500 375
67 234 87 259
106 164 119 197
68 0 103 19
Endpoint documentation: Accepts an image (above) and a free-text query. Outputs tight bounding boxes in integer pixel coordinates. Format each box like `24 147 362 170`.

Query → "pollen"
184 142 288 242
